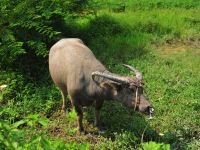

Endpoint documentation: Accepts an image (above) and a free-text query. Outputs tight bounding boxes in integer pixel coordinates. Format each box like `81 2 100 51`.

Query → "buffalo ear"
100 81 122 96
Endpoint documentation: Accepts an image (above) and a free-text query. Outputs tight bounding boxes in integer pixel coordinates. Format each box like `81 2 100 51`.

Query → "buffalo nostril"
149 107 154 113
145 106 151 112
148 107 154 119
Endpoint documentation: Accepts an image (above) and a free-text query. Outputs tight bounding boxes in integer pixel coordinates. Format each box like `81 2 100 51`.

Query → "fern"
0 0 93 70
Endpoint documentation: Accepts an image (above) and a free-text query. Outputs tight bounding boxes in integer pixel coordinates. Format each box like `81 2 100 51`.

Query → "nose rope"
134 87 138 111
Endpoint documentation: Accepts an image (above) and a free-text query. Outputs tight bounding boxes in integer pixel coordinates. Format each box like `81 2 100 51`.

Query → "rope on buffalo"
134 87 138 111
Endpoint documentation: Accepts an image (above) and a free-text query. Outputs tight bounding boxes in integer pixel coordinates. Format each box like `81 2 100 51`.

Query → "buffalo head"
92 64 154 119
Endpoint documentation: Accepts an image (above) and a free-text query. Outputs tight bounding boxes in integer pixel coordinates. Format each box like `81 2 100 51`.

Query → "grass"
110 8 200 39
1 1 200 149
107 0 200 10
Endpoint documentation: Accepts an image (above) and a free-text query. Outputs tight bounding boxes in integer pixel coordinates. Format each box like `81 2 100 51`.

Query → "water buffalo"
49 38 153 133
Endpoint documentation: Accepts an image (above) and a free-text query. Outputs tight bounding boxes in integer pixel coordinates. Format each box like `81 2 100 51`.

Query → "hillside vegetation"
0 0 199 149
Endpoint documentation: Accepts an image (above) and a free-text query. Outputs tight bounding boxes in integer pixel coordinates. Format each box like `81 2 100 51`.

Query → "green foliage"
0 119 90 150
141 141 170 150
12 114 49 128
0 0 93 71
0 120 24 149
0 71 61 121
0 115 48 149
67 108 77 122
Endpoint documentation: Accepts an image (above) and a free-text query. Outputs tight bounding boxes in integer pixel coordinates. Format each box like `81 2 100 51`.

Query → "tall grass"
107 0 200 10
106 8 200 40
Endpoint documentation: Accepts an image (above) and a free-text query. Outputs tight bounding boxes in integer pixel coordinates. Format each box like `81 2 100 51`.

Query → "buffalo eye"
115 83 122 91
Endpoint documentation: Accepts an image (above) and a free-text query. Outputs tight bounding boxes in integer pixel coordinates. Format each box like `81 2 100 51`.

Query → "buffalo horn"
122 64 142 80
92 71 128 84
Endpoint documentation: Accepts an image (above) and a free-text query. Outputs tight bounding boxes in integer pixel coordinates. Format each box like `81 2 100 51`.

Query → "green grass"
107 0 200 10
110 8 200 39
1 1 200 149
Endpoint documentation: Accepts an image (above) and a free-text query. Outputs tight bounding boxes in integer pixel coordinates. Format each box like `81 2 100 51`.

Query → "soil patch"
155 39 200 56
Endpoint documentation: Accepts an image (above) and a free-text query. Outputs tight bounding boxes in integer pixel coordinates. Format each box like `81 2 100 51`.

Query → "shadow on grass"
84 101 158 142
84 101 191 149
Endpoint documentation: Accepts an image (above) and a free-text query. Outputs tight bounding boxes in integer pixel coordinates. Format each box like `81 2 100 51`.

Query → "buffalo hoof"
79 130 88 135
98 125 106 134
98 128 106 134
61 109 66 115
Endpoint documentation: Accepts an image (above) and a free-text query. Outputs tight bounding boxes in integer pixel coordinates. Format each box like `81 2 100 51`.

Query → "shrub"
0 118 90 150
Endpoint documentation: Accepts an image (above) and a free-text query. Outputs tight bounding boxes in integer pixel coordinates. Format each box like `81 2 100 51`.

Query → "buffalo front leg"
61 90 68 112
74 105 84 133
94 100 104 128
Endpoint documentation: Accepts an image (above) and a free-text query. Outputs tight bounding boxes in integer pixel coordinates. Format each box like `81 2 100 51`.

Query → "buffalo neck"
92 70 121 101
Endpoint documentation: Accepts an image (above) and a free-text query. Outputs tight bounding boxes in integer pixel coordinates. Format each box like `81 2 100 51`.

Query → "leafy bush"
0 117 90 150
0 70 61 121
0 0 94 74
141 141 170 150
